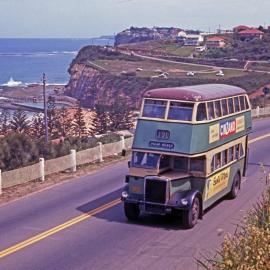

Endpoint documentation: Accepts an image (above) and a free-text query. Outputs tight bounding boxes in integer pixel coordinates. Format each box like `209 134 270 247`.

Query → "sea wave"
0 51 78 57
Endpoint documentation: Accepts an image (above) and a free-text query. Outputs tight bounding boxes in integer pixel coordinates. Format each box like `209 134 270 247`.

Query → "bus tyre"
228 173 241 199
182 197 200 229
124 202 140 221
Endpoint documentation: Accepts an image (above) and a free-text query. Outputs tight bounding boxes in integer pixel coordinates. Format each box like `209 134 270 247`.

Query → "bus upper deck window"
190 156 205 172
228 98 234 114
196 103 207 121
174 156 188 171
214 100 222 118
234 97 240 112
239 96 245 111
207 102 215 120
244 96 250 110
142 99 167 119
168 102 193 121
221 99 228 116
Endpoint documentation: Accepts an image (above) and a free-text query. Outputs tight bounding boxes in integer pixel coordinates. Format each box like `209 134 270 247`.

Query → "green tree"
10 110 31 134
30 113 45 139
91 103 111 135
0 133 39 171
71 105 88 137
109 97 134 131
0 109 11 135
57 107 73 137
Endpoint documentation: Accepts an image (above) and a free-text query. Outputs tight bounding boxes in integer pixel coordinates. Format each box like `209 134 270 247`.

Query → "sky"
0 0 269 38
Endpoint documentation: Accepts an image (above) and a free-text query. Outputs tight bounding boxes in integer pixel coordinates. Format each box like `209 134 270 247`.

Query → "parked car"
216 70 224 76
186 71 195 76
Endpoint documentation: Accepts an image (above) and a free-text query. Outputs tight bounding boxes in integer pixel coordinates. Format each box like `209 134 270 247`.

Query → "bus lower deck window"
142 99 167 119
168 102 193 121
190 156 205 172
174 156 188 171
132 152 160 168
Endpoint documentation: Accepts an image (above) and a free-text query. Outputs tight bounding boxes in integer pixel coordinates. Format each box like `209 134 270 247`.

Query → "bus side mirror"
128 161 131 168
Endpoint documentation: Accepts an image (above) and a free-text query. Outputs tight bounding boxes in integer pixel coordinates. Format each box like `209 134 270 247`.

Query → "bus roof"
144 84 246 102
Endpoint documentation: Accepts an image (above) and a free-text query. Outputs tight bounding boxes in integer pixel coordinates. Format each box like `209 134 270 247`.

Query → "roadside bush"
198 186 270 270
0 133 39 171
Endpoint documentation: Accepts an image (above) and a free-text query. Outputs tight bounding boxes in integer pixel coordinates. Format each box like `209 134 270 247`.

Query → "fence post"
98 142 103 162
0 170 2 195
70 149 77 173
256 106 260 117
120 135 127 156
39 158 45 182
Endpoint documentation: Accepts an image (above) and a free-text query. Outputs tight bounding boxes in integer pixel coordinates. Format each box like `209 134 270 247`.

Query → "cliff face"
65 62 151 109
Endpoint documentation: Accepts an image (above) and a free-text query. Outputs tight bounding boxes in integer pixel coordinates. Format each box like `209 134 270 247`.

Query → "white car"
186 71 195 76
216 70 224 76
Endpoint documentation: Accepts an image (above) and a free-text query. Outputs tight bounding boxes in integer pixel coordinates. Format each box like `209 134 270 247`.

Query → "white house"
184 34 203 46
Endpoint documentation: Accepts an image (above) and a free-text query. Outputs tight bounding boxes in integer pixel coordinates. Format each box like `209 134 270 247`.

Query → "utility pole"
42 73 49 143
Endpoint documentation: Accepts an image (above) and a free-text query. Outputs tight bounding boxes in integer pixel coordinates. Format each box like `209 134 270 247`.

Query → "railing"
251 106 270 118
0 136 133 194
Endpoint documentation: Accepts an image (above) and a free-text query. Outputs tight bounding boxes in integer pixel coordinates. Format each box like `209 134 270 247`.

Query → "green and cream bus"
121 84 252 228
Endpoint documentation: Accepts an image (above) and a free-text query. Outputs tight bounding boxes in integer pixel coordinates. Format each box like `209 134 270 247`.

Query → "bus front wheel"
124 202 140 221
228 173 241 199
182 197 200 229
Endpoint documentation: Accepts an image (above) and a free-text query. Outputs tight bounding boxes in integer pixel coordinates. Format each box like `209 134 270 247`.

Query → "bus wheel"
228 173 241 199
124 202 140 221
182 197 200 229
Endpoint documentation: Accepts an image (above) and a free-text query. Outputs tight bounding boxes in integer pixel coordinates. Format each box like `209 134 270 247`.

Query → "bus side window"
211 156 215 172
207 102 215 120
196 103 207 121
215 152 221 169
244 96 250 110
239 96 245 111
221 99 228 116
214 100 222 118
228 98 234 114
234 96 240 112
239 144 244 157
235 144 240 159
228 147 234 162
222 149 228 166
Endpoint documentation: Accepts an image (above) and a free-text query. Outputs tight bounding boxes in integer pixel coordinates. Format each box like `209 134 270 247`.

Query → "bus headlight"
181 198 188 206
121 191 129 199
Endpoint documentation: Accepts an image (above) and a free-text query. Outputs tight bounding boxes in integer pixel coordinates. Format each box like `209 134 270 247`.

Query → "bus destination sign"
149 141 175 150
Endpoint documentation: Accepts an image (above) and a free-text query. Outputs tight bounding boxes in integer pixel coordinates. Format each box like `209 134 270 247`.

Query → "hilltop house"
233 25 250 33
184 34 203 46
238 29 264 41
205 36 226 49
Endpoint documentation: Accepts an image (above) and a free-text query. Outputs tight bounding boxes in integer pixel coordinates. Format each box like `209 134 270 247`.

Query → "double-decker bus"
121 84 252 228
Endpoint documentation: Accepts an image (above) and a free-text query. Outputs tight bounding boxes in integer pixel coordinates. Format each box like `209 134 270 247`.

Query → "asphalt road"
0 118 270 270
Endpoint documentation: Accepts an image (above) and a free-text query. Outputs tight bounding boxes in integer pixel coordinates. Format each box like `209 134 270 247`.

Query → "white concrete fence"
0 136 133 194
251 106 270 118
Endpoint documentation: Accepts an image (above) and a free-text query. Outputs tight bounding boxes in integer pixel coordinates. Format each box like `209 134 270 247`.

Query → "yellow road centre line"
1 132 270 259
0 198 121 258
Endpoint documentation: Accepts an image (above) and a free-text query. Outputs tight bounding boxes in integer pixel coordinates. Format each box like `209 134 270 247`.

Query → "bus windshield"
132 152 160 169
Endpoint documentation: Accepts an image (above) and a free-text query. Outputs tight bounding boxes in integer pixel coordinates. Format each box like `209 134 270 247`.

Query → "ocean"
0 38 114 85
